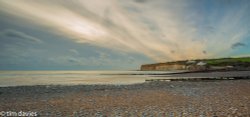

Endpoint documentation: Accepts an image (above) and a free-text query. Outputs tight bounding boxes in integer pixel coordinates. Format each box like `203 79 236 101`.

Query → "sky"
0 0 249 70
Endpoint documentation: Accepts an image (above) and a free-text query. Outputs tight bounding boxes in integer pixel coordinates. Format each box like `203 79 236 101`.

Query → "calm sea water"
0 70 180 87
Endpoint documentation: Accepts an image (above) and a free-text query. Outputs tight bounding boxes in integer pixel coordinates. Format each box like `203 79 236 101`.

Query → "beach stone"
0 80 250 116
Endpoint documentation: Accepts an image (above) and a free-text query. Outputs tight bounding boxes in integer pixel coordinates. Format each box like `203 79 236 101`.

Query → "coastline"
1 80 250 116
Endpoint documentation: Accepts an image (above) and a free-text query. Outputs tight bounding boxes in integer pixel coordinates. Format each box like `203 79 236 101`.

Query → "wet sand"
0 80 250 116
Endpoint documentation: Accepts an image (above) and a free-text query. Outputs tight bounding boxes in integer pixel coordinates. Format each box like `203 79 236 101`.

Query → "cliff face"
140 62 207 71
141 62 187 71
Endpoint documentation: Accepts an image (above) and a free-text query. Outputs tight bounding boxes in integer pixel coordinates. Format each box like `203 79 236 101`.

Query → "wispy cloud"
0 29 43 58
231 42 246 49
0 29 43 44
69 49 79 56
0 0 249 62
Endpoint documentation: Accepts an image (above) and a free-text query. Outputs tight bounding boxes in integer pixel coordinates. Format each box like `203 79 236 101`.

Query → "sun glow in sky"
0 0 249 70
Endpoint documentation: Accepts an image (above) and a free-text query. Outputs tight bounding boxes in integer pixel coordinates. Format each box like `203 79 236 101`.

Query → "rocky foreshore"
0 80 250 116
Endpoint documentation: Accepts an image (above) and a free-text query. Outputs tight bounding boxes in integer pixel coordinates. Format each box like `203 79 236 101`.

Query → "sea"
0 70 181 87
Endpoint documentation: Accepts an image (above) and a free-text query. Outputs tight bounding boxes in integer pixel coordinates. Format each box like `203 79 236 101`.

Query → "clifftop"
140 57 250 71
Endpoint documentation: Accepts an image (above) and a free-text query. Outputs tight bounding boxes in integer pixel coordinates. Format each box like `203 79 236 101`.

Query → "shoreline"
0 70 250 88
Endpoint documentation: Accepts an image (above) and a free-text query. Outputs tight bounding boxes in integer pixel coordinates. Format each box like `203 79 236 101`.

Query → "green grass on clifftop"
205 57 250 66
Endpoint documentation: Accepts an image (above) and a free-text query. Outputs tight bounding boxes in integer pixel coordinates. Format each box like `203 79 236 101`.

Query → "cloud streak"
0 0 249 62
231 42 246 49
0 29 43 59
0 29 43 44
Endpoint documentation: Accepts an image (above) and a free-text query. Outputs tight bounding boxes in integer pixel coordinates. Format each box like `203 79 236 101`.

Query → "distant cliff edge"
140 57 250 71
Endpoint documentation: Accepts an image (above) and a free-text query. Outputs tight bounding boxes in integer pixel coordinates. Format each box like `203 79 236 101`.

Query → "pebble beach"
0 80 250 116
